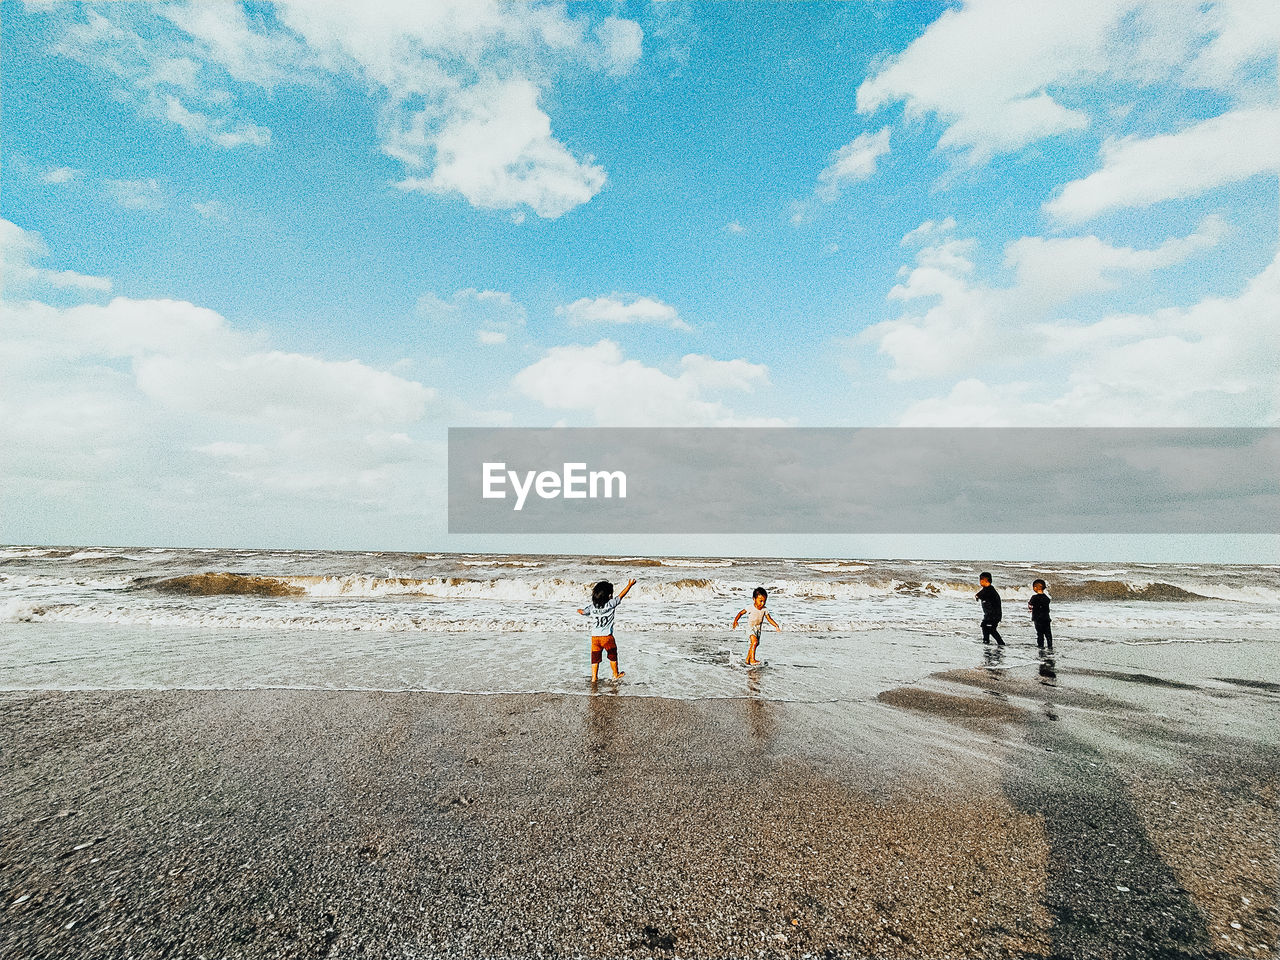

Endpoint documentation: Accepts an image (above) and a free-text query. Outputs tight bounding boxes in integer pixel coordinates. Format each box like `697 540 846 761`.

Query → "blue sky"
2 1 1278 556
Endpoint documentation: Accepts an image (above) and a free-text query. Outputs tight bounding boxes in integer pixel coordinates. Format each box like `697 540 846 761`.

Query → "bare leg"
745 635 759 664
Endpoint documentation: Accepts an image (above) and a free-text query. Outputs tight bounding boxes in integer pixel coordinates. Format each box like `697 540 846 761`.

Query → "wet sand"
2 664 1277 958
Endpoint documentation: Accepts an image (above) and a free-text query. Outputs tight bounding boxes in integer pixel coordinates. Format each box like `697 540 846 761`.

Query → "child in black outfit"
1028 578 1053 649
975 572 1004 645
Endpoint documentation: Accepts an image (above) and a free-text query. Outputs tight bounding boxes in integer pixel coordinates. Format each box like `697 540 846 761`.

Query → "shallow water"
2 546 1277 700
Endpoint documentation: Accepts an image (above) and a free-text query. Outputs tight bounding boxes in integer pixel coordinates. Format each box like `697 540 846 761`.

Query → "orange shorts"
590 635 617 663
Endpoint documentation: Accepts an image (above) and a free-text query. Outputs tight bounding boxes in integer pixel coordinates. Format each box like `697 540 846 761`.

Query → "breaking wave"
1047 580 1209 602
144 573 304 597
130 573 735 603
108 572 1264 606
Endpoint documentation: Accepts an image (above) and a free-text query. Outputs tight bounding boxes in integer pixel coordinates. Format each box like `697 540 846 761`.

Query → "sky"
2 0 1278 558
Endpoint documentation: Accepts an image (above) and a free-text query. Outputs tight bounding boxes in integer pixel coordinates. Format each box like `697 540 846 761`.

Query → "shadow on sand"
1003 715 1229 960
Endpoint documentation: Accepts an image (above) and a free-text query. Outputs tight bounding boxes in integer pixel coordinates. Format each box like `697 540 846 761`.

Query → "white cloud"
417 288 525 319
0 203 500 544
856 0 1110 163
512 340 781 426
898 378 1033 427
816 128 890 201
192 199 230 221
160 1 315 90
0 359 150 485
197 441 262 459
1 279 437 510
53 8 276 152
725 221 746 234
865 219 1226 380
1185 0 1280 95
901 217 957 246
162 93 271 148
557 295 691 331
50 1 637 218
2 213 440 519
0 219 112 294
898 247 1280 426
675 354 770 394
1004 217 1226 310
104 178 165 210
134 350 430 425
417 287 526 344
394 76 605 219
594 16 643 75
17 296 230 360
40 166 81 185
1046 108 1280 222
856 0 1280 165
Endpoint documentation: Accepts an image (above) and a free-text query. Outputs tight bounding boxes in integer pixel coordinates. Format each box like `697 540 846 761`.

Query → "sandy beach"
8 1 1280 957
3 661 1276 959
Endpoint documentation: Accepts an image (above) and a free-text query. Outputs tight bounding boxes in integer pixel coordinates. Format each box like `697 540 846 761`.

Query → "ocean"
3 546 1277 702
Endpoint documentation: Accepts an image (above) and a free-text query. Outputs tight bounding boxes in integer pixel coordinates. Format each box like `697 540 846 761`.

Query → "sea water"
2 546 1278 702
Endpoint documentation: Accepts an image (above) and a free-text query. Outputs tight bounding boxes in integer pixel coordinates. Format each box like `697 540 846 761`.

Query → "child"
732 587 780 665
577 578 635 683
975 572 1004 646
1028 579 1053 649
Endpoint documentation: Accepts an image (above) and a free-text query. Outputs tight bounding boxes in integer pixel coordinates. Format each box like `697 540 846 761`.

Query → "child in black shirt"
975 572 1004 646
1028 578 1053 649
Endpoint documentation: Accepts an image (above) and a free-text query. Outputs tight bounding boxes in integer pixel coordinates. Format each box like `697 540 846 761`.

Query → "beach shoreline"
3 669 1276 958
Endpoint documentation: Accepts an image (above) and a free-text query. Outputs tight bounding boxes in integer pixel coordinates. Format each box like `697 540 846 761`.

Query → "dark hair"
979 571 992 582
752 586 768 601
1032 578 1046 590
592 580 614 607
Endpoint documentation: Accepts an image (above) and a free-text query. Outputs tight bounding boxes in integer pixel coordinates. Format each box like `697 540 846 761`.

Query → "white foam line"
0 682 851 704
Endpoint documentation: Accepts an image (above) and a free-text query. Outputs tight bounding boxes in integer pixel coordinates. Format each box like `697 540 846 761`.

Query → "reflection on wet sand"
1038 651 1057 683
744 671 777 745
586 685 620 762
